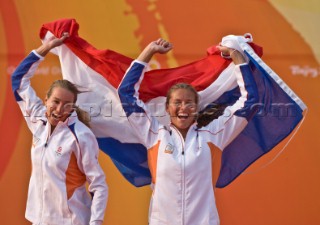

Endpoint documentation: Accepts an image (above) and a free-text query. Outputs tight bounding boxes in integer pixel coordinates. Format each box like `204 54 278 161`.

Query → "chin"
177 124 192 130
49 121 58 127
48 118 58 126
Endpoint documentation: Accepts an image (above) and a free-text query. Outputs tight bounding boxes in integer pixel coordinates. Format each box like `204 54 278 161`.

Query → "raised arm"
206 43 259 150
11 34 68 133
136 38 173 63
118 39 172 147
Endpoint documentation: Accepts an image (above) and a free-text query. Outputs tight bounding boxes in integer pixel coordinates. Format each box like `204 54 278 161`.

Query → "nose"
179 102 191 111
180 102 187 110
55 103 64 114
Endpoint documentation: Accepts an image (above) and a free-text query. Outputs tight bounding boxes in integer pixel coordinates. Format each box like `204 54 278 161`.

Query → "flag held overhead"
39 18 306 188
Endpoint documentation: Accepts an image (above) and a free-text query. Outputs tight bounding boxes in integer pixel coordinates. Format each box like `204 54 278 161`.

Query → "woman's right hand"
137 38 173 63
36 32 69 57
149 38 173 54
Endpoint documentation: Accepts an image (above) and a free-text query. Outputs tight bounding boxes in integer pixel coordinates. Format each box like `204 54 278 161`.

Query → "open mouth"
52 113 62 121
177 113 189 119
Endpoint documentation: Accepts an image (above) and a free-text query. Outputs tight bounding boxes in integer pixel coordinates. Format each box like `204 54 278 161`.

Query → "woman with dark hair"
118 38 259 225
11 33 108 225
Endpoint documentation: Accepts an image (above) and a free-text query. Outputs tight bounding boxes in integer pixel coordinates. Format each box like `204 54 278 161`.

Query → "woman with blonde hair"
11 33 108 225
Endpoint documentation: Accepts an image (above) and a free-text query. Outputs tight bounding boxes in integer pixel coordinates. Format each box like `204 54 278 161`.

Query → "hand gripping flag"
39 19 306 188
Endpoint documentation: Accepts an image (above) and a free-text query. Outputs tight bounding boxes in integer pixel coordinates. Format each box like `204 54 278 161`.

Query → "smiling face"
166 86 198 137
45 86 76 128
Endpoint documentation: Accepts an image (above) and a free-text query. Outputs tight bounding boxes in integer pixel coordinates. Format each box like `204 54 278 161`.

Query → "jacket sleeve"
11 50 47 133
76 125 108 225
117 60 160 149
206 63 259 150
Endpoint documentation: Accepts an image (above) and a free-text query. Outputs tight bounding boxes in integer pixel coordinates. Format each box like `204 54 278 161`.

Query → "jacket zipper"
39 125 50 221
40 124 58 222
170 125 186 225
181 143 185 225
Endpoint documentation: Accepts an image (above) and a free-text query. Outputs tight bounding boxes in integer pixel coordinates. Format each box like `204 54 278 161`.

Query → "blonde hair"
165 83 199 106
46 80 91 127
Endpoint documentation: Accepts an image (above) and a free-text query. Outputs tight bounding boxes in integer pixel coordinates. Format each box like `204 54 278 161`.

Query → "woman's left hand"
217 44 245 64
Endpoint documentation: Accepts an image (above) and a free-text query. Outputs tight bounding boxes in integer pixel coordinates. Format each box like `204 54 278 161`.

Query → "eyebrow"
171 98 195 102
52 97 74 104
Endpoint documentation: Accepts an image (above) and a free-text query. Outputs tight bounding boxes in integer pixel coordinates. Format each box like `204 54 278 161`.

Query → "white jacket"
12 51 108 225
118 60 258 225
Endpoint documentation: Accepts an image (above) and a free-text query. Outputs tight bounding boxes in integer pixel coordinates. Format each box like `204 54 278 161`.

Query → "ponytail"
196 103 225 128
75 106 91 128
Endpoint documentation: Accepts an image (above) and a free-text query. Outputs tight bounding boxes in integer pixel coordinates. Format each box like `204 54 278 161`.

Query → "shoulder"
68 119 96 144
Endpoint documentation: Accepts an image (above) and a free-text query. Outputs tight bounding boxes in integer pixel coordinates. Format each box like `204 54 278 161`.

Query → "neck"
50 124 56 135
170 124 190 140
179 129 188 140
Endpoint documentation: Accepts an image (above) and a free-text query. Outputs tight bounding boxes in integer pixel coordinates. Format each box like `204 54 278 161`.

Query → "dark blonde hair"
46 80 90 127
165 83 223 128
165 83 199 106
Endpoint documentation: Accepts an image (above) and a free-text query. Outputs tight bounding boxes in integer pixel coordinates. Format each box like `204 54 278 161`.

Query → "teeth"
52 113 61 119
177 113 189 119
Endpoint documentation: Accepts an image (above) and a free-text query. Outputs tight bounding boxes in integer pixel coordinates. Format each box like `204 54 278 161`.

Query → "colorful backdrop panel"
1 1 319 225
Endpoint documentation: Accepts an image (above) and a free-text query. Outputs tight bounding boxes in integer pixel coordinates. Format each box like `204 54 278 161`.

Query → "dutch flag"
40 18 307 188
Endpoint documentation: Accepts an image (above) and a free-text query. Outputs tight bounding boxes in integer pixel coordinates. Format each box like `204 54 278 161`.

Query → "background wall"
1 0 319 225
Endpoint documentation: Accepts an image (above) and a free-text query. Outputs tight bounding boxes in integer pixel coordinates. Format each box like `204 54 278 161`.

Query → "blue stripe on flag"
97 137 151 187
234 65 259 120
215 53 303 188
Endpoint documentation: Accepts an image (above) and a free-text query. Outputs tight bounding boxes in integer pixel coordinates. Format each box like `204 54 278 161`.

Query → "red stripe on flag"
39 18 262 103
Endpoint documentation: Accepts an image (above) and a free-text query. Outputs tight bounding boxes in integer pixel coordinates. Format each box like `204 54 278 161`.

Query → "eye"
63 103 75 111
186 103 196 108
172 101 182 107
